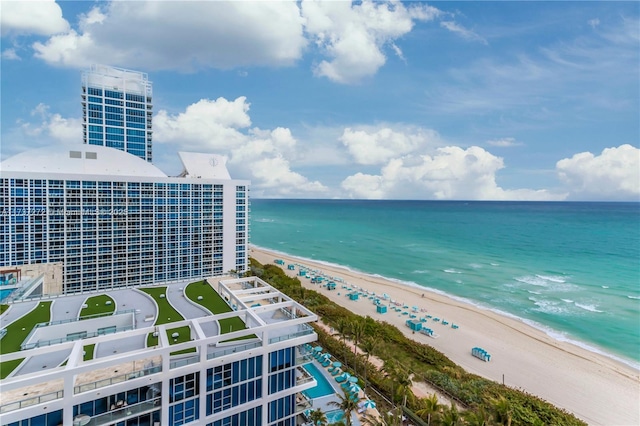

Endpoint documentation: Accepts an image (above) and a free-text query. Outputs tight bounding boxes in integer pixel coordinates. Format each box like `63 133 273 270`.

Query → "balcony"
83 398 160 426
0 388 64 414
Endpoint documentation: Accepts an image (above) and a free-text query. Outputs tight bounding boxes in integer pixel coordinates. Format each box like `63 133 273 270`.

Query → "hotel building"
82 65 153 162
0 145 249 294
0 276 319 426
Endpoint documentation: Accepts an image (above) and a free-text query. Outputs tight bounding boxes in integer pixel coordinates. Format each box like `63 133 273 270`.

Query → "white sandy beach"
251 246 640 426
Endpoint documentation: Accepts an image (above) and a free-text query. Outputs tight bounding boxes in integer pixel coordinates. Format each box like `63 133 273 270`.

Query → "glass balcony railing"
74 366 161 394
0 389 64 414
85 398 160 426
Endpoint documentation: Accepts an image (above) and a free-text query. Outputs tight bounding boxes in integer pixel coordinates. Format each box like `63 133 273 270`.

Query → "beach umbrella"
332 361 342 368
412 306 419 312
363 400 376 409
313 346 323 352
320 353 331 360
348 376 358 383
347 383 360 393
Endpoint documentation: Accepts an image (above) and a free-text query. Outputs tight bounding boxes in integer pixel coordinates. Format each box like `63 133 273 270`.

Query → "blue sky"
1 1 638 200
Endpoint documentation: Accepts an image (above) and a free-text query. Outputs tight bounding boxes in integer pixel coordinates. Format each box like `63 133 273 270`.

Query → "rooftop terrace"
0 276 318 415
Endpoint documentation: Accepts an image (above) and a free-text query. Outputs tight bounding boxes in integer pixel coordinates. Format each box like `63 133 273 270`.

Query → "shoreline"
251 245 640 426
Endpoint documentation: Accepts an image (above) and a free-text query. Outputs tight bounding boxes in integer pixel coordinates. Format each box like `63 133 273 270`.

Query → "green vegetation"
79 294 116 319
185 280 254 340
0 301 52 379
83 344 95 361
251 258 586 426
0 304 8 315
139 287 195 354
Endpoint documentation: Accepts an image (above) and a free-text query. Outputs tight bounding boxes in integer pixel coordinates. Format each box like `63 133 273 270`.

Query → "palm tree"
415 393 442 426
360 337 379 391
394 369 413 411
382 359 400 406
464 405 492 426
328 392 361 426
333 317 351 366
309 408 328 426
350 319 366 375
440 403 463 426
491 396 513 426
362 410 403 426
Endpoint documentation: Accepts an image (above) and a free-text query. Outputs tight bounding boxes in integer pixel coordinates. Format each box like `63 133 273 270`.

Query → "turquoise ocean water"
249 200 640 369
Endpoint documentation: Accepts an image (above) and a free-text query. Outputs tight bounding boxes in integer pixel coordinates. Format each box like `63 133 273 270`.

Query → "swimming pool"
302 362 336 399
0 288 16 303
325 409 345 423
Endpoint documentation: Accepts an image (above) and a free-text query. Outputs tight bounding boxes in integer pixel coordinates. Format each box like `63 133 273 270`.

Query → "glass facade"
82 65 153 162
0 177 249 293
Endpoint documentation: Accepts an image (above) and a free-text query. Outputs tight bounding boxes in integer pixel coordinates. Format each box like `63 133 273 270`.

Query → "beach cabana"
349 292 359 301
406 319 422 331
376 305 387 314
327 282 336 290
287 264 295 270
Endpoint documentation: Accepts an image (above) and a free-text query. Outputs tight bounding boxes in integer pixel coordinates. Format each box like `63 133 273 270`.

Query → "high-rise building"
82 65 153 162
0 145 249 294
0 276 319 426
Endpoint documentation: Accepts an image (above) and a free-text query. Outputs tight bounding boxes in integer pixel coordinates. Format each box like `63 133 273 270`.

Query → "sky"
1 0 639 201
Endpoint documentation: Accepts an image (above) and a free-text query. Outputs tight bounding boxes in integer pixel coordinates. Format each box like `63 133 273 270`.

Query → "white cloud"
341 145 565 201
33 1 307 70
340 126 440 165
556 144 640 200
588 18 600 29
14 103 81 147
0 0 69 36
486 137 522 147
153 97 327 197
2 48 20 60
301 0 440 83
440 21 487 44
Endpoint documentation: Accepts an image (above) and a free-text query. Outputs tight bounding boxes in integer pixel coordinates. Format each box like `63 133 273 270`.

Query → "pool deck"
306 359 362 426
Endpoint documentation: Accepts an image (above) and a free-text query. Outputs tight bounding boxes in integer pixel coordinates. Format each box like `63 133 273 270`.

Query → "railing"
268 325 314 344
0 389 64 414
74 366 161 394
86 398 160 426
21 325 135 350
295 366 315 386
207 341 262 360
295 393 313 413
37 309 136 328
169 354 199 370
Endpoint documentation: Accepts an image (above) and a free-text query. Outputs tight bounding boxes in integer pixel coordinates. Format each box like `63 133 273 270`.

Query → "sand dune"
251 246 640 426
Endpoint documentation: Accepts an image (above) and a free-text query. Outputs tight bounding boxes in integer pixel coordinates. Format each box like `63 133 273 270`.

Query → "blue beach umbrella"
363 400 376 409
313 346 323 352
321 353 331 360
332 361 342 368
348 376 358 383
347 383 360 393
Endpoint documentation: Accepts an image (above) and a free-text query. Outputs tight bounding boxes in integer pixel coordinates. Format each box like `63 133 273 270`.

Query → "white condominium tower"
82 65 153 162
0 146 249 294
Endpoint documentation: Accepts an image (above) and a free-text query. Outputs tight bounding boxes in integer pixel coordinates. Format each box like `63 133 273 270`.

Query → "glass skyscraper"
82 65 153 162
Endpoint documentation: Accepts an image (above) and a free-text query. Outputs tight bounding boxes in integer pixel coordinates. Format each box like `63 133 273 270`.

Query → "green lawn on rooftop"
0 304 8 315
0 301 52 379
139 287 195 353
185 280 255 341
79 294 115 319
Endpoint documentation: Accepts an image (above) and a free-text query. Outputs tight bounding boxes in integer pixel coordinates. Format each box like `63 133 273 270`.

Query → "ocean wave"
412 270 430 274
515 275 549 287
601 285 609 289
254 218 275 223
469 263 483 269
455 280 463 284
443 269 462 274
536 274 567 283
561 299 574 303
527 290 542 295
490 263 500 266
574 303 603 313
529 298 569 315
627 295 640 300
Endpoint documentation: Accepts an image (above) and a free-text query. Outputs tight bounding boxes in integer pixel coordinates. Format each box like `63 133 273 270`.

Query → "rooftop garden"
0 301 52 379
185 280 254 340
138 287 194 353
79 294 115 319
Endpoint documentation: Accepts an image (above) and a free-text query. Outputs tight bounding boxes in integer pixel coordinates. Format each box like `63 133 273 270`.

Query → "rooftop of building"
0 277 317 411
0 145 167 178
0 145 239 181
